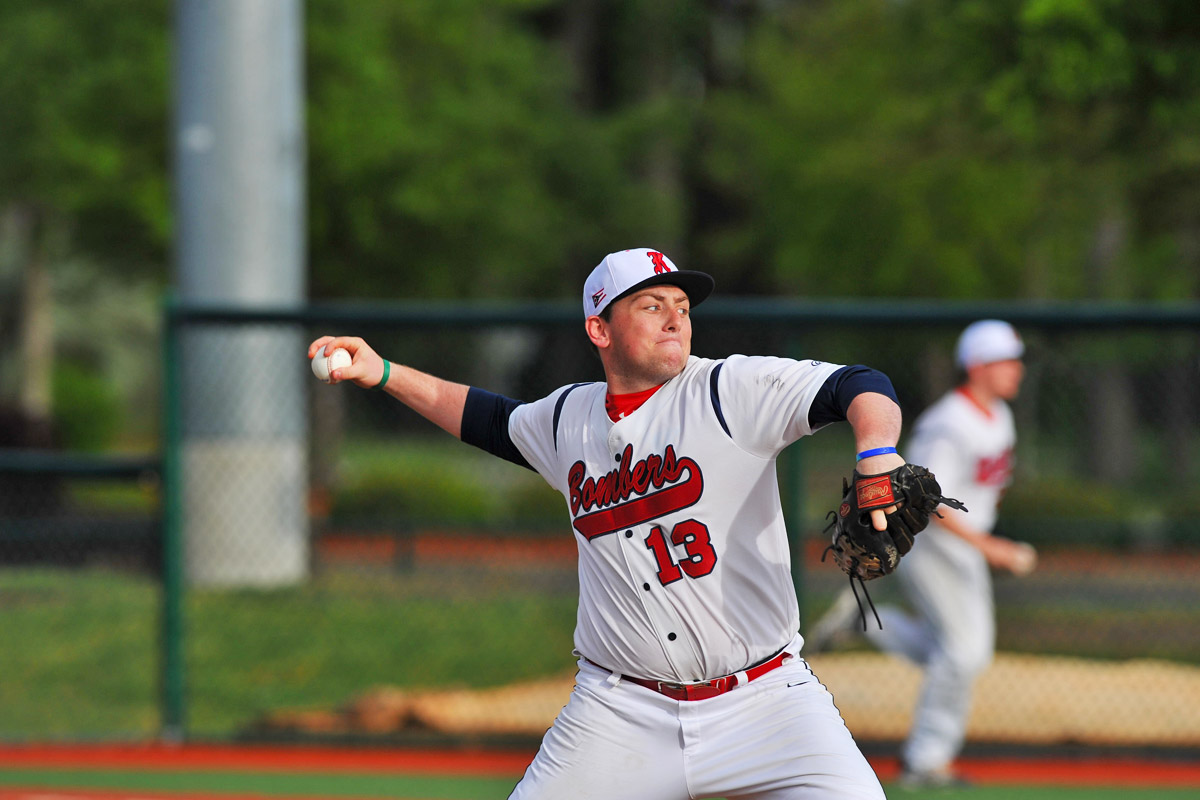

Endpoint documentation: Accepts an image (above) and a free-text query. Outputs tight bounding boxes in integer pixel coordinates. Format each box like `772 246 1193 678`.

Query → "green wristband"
374 360 391 390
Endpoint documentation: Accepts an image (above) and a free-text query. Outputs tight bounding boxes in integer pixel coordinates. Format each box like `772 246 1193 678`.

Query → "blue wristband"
856 446 898 461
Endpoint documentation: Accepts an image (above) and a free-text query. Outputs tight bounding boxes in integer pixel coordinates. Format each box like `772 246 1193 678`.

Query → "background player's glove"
824 463 967 582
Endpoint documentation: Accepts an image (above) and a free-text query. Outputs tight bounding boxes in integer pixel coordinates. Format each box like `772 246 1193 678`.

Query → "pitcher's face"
591 285 692 392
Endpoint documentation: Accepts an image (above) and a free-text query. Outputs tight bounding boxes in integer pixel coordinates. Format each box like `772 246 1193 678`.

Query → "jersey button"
642 582 650 591
624 530 633 538
667 633 677 641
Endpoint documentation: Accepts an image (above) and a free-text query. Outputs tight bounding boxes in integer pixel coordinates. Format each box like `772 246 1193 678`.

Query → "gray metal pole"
173 0 308 587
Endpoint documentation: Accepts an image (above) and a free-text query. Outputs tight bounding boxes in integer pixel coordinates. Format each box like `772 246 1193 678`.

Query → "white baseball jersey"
906 387 1015 534
507 354 842 682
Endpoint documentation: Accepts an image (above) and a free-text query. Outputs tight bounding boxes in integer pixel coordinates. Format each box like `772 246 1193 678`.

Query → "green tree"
0 0 170 269
0 0 169 440
701 0 1200 300
305 0 687 302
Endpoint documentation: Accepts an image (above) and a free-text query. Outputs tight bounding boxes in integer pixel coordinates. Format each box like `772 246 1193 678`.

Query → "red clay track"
0 746 1199 788
0 745 532 777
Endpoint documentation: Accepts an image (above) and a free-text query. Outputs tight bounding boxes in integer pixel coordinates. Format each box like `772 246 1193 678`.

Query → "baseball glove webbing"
822 463 967 631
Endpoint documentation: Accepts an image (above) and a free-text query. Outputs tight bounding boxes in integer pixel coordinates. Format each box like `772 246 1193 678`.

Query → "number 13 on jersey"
645 520 717 585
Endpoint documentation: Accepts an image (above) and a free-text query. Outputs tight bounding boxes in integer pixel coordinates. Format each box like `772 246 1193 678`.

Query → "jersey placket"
606 416 701 682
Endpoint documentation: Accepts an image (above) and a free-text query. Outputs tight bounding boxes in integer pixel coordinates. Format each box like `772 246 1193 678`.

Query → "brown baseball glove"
824 463 967 583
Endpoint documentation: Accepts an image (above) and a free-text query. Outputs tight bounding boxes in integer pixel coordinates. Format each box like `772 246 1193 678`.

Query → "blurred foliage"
305 0 682 301
0 0 1194 304
51 360 122 451
0 0 170 269
701 0 1200 299
1 0 1199 447
49 259 163 446
329 438 563 525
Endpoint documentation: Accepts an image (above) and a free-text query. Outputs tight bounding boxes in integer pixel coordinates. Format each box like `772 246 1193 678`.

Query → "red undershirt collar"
605 384 664 422
956 385 995 420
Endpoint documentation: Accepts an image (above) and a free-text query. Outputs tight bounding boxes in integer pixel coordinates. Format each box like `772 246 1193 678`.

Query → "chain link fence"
0 451 161 739
1 300 1198 750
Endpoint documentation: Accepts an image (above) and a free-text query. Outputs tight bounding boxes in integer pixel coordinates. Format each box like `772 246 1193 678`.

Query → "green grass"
186 572 579 734
0 567 578 739
0 569 160 736
5 522 1200 741
6 556 1200 739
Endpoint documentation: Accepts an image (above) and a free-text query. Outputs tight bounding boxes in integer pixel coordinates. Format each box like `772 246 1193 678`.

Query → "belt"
587 648 792 702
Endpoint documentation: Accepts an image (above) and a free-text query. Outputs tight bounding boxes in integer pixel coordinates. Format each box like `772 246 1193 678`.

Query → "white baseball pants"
508 639 884 800
867 526 995 774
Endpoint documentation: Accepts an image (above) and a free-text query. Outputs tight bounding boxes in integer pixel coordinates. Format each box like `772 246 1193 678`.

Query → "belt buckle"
684 680 724 701
659 678 727 701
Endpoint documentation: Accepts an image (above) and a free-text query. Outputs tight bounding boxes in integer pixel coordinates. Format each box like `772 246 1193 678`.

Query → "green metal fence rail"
165 297 1200 328
0 451 160 479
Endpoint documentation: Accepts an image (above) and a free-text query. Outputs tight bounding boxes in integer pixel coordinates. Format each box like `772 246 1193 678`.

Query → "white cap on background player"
955 319 1024 368
583 248 715 318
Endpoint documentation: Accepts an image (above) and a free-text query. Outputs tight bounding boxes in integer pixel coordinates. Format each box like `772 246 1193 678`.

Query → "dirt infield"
253 651 1200 749
814 652 1200 746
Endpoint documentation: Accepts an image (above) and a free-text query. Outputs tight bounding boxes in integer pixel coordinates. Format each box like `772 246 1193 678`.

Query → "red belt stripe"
586 648 791 702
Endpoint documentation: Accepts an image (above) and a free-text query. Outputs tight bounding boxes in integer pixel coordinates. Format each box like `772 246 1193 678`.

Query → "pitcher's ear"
585 315 610 349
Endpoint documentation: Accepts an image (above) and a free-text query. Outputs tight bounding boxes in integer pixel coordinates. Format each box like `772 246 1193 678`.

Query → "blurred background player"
807 319 1036 788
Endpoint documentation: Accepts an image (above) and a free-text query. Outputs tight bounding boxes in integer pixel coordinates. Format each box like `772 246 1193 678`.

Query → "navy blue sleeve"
460 387 534 471
807 365 899 428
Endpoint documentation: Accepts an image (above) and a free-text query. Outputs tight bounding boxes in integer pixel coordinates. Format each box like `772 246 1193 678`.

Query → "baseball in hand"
1011 542 1038 576
311 345 352 383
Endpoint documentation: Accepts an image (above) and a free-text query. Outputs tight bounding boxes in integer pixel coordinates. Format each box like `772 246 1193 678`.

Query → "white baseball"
312 345 352 383
1011 542 1037 576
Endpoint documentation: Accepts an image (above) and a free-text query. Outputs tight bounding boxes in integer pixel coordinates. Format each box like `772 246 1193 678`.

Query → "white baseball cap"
955 319 1025 368
582 248 715 318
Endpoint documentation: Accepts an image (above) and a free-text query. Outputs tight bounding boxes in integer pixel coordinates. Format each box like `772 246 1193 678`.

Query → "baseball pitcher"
310 248 956 799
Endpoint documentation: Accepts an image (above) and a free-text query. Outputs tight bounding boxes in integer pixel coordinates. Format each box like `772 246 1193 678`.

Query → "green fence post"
160 296 186 740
